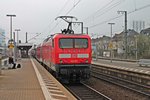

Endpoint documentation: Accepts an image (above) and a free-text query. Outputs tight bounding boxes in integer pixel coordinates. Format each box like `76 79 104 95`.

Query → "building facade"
0 28 6 55
92 29 139 58
0 28 6 46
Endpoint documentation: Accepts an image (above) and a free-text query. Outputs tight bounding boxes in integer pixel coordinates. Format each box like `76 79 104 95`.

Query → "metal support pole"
26 32 28 43
108 23 115 63
81 22 83 34
6 14 16 41
117 11 128 59
135 36 138 60
14 29 20 61
15 29 21 46
84 27 88 34
13 32 16 62
95 42 98 61
6 14 16 57
10 17 12 40
72 22 83 34
124 11 128 59
17 32 19 45
0 54 2 75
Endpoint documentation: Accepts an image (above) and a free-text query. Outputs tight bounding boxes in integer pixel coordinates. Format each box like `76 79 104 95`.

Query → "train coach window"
59 39 73 48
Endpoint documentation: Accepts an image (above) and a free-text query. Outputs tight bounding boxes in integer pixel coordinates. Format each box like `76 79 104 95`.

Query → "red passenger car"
36 44 43 62
38 33 91 82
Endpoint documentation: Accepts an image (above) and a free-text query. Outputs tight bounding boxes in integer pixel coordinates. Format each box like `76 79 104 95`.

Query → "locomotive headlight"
85 60 88 63
60 60 63 63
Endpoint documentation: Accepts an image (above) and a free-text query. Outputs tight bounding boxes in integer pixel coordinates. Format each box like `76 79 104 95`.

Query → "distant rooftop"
17 43 33 46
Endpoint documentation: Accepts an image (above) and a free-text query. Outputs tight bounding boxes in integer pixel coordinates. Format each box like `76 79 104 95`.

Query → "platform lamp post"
108 23 115 63
15 29 21 46
6 14 16 58
117 11 128 59
13 32 17 61
14 29 20 61
6 14 16 41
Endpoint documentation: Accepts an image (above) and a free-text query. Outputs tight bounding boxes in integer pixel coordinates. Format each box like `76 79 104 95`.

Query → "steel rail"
33 58 77 100
64 82 112 100
91 70 150 97
93 57 138 62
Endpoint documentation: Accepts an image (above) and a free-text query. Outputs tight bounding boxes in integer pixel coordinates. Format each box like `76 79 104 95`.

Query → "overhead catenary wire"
0 32 9 39
95 0 124 19
31 0 72 42
45 0 119 36
88 3 150 29
83 0 116 22
31 0 150 42
84 0 124 23
48 0 82 34
27 33 41 42
40 0 83 39
65 0 82 15
41 0 71 34
133 0 137 10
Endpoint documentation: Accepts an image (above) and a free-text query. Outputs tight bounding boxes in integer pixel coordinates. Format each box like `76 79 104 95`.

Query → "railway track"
64 82 111 100
36 58 111 100
91 65 150 98
32 59 77 100
96 57 138 62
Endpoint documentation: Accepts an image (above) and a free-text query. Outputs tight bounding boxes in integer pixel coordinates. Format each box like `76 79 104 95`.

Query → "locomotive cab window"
59 38 88 49
59 39 73 48
74 39 88 48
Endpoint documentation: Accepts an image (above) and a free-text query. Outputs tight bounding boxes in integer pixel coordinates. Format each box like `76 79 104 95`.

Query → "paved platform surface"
0 59 45 100
92 59 150 75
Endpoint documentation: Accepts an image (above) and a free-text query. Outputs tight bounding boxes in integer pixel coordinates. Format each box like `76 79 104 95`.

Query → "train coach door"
51 39 54 65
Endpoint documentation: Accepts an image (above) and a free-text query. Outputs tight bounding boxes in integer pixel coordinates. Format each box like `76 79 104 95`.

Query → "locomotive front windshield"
59 38 88 49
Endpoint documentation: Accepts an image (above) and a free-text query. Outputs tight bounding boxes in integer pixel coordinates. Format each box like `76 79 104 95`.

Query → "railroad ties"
31 58 77 100
2 57 149 99
65 82 111 100
33 58 112 100
91 61 150 98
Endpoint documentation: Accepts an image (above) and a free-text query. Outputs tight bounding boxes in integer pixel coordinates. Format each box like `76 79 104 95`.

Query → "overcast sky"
0 0 150 44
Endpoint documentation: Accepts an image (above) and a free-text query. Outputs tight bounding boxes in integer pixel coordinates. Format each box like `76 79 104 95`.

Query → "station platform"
0 59 45 100
92 59 150 75
0 59 76 100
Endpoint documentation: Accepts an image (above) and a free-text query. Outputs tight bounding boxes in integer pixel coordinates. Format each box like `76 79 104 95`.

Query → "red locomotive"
35 16 92 82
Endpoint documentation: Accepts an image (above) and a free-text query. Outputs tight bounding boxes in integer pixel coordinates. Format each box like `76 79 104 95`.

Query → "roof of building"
140 27 150 35
17 43 33 47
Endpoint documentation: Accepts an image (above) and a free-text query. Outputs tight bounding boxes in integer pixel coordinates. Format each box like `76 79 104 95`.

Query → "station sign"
109 42 113 49
8 43 14 49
